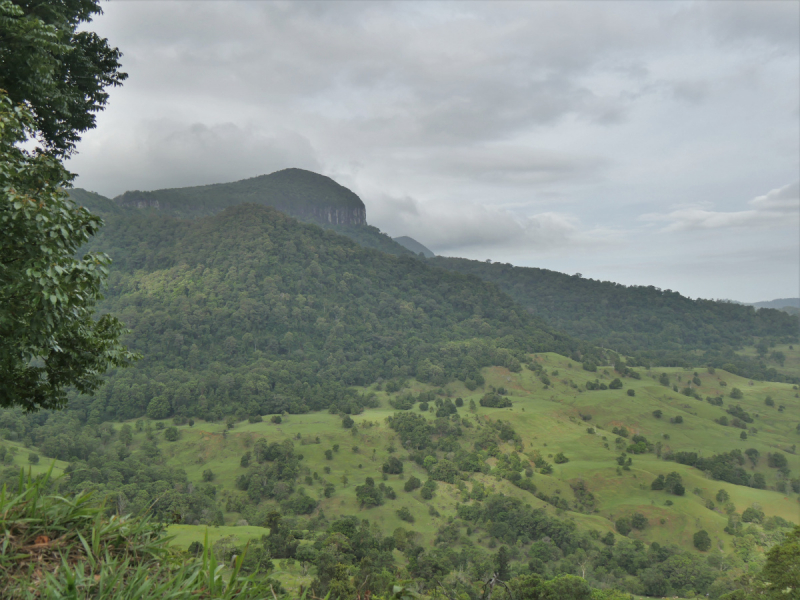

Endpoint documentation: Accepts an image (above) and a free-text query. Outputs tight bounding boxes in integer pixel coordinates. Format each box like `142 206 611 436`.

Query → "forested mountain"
74 203 598 423
114 168 366 224
429 257 799 380
393 236 435 258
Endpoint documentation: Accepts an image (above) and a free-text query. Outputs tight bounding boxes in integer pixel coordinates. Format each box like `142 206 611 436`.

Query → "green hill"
113 168 366 223
393 235 435 258
72 203 597 422
429 257 799 381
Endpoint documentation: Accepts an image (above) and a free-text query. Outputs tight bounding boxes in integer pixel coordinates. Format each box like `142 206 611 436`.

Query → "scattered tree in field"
693 530 711 551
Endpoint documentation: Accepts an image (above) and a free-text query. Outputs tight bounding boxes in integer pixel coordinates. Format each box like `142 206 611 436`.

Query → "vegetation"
429 257 799 382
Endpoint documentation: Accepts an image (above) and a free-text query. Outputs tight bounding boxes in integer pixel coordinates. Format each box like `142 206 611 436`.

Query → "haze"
68 1 799 302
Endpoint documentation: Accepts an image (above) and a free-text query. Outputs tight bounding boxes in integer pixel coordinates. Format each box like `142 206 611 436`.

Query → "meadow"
117 353 800 558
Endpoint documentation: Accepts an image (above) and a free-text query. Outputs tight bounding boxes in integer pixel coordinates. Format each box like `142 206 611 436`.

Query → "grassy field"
737 342 800 379
125 355 800 554
47 354 797 596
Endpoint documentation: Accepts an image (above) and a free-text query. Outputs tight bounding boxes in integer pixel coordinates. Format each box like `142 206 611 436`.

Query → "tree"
0 96 135 410
716 489 729 503
164 426 179 442
615 517 632 536
496 545 510 581
693 530 711 551
0 0 127 157
1 1 133 411
759 526 800 596
631 512 648 530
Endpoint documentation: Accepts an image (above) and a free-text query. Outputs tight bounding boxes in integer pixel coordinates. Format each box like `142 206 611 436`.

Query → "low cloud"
640 182 799 232
369 193 618 257
70 120 320 194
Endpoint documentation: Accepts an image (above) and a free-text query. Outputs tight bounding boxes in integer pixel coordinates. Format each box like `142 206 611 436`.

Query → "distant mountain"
429 256 799 380
393 236 435 258
750 298 800 310
68 169 417 258
113 168 366 224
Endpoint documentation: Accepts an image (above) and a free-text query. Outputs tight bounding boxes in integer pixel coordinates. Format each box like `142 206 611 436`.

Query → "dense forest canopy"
74 203 598 423
429 257 799 380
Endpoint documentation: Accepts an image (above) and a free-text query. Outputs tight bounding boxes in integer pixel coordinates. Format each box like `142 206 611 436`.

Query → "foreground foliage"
0 467 282 599
0 94 135 411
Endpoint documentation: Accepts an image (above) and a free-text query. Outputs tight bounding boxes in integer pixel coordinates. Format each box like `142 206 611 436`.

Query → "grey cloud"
71 1 798 300
640 182 799 232
70 121 320 193
370 193 619 256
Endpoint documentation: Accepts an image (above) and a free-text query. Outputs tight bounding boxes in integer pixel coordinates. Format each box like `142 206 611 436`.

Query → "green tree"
0 0 127 156
693 529 711 551
759 526 800 597
0 96 134 410
496 545 510 580
164 426 179 442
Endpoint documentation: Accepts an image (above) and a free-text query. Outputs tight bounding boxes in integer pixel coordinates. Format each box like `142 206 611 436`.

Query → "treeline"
70 204 601 423
429 257 799 382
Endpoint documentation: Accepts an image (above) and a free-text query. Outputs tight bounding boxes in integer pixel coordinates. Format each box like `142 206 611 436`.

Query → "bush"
631 512 648 530
382 456 404 474
164 426 179 442
27 453 39 464
553 453 569 464
270 415 282 424
730 388 743 399
693 529 711 551
615 517 632 536
202 469 214 482
404 476 422 492
652 410 662 419
396 507 415 523
342 415 355 429
609 378 623 389
627 389 635 397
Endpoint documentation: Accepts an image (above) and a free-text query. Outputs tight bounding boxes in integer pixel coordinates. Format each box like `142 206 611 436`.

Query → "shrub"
27 453 39 464
693 530 711 551
382 456 404 474
270 415 282 424
615 517 632 536
730 388 743 399
553 453 569 464
652 410 662 419
396 507 415 523
609 378 623 389
404 476 422 492
627 389 635 397
202 469 214 482
342 415 355 429
631 512 648 530
164 426 179 442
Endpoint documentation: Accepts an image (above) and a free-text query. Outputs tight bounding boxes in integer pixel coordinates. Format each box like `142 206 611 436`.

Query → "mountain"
73 203 597 422
393 236 435 258
429 257 799 380
113 168 366 224
68 168 417 258
750 298 800 309
750 298 800 316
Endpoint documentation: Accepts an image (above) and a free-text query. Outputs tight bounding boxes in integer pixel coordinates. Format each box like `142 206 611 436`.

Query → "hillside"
4 354 798 598
114 168 366 224
429 257 799 381
393 235 435 258
73 203 598 422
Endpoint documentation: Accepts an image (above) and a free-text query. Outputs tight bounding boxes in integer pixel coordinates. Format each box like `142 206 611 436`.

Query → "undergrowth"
0 466 285 599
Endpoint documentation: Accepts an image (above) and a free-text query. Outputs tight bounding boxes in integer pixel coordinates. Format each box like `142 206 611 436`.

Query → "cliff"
113 168 367 225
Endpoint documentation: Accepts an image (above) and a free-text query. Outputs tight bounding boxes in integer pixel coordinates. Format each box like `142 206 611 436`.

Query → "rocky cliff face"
111 169 369 226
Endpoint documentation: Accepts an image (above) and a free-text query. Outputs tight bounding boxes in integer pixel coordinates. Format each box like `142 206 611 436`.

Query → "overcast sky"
70 1 799 303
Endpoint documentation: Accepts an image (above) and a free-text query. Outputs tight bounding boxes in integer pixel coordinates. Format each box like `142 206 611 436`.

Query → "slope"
393 236 435 258
74 203 598 422
429 257 799 381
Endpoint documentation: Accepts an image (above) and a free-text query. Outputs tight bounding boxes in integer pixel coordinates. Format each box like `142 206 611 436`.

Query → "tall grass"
0 466 275 599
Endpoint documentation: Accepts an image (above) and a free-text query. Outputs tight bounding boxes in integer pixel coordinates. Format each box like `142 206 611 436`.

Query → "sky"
69 1 799 303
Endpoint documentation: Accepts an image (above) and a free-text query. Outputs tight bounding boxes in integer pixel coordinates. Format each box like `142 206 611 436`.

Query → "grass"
21 354 798 596
0 467 277 599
